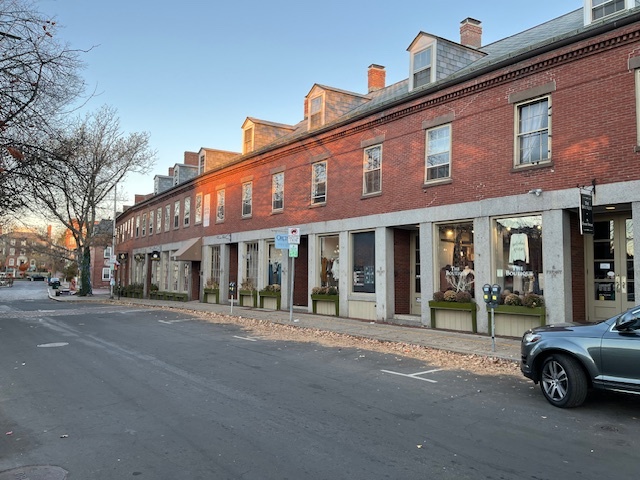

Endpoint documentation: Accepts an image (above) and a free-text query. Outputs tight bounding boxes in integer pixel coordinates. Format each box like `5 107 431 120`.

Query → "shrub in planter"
432 291 445 302
455 290 472 303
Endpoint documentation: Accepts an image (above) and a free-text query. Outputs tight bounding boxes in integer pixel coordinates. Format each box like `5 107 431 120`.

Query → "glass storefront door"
587 216 634 321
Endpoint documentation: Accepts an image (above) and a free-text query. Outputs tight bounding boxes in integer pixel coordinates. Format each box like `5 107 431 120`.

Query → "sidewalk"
48 288 521 362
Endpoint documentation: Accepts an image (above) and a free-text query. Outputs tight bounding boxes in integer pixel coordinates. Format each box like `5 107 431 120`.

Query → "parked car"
48 277 61 288
29 274 46 281
521 306 640 407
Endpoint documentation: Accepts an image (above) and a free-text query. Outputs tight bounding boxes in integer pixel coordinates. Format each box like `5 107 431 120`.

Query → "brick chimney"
460 18 482 48
303 97 308 119
368 64 386 93
183 151 198 166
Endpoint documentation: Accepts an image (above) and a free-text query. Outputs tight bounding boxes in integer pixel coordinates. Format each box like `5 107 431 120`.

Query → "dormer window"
309 95 324 129
243 127 254 154
412 46 433 89
586 0 630 24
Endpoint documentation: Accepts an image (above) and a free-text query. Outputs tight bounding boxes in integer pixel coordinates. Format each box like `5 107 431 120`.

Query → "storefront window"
268 243 283 286
320 236 339 288
437 222 474 296
352 232 375 293
494 215 543 295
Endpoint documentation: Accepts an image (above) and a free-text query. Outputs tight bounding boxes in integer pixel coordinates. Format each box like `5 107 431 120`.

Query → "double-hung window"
412 46 433 89
195 193 202 224
425 124 451 181
157 207 162 233
363 145 382 195
149 210 154 235
142 213 147 236
516 97 550 166
311 161 327 205
591 0 626 21
272 172 284 211
183 197 190 227
244 127 254 154
242 182 252 217
216 189 225 222
164 205 170 232
309 95 324 129
173 201 180 229
135 216 140 237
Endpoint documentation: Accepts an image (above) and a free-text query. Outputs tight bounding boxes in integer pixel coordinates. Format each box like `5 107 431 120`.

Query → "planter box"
429 301 477 333
204 288 220 304
259 291 281 310
311 294 340 317
488 305 546 337
239 290 257 307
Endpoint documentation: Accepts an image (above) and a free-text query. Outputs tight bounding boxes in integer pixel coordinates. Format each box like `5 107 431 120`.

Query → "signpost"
287 228 300 322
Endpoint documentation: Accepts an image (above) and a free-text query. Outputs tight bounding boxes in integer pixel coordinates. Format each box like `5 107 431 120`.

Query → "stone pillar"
375 227 395 321
307 233 318 313
473 216 492 333
542 209 573 324
420 221 434 327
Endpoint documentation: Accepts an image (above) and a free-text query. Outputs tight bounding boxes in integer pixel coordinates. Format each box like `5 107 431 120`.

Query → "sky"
37 0 582 208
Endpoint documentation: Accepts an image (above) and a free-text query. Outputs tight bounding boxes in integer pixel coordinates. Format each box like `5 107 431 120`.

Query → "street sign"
275 233 289 249
289 244 298 257
288 227 300 245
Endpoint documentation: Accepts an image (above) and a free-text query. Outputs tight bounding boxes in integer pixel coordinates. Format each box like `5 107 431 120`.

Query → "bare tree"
20 106 156 295
0 0 86 220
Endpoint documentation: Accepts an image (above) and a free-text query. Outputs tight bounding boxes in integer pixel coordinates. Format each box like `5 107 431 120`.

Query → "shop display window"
437 222 475 296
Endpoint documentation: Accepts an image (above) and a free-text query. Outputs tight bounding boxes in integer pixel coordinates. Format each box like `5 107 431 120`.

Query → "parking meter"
482 284 492 305
229 282 236 297
491 284 501 305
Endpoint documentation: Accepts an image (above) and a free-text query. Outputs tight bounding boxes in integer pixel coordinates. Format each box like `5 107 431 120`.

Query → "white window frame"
195 193 203 224
102 267 111 281
142 213 147 236
515 96 551 166
165 205 170 232
242 182 252 218
309 94 324 129
587 0 629 23
425 124 451 181
199 155 205 174
216 190 225 223
183 196 191 227
149 210 154 235
157 207 162 233
135 215 140 237
104 246 112 258
174 200 180 229
311 161 327 205
272 172 284 212
363 145 382 195
243 127 254 154
412 46 433 89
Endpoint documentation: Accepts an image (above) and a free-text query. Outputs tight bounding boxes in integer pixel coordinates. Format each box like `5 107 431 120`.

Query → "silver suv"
520 306 640 407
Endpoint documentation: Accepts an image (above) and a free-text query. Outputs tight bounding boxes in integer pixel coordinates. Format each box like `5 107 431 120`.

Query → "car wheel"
540 354 588 408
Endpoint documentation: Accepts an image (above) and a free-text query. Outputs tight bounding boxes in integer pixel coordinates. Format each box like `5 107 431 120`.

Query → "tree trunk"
79 245 92 296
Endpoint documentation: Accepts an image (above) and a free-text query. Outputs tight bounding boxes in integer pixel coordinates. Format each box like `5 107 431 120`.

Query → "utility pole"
110 184 116 299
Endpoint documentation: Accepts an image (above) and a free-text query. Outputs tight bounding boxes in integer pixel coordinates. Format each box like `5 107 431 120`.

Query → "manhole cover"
0 466 68 480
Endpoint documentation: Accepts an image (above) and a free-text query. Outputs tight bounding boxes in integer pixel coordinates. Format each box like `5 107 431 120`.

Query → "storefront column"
338 231 349 316
237 241 247 293
633 202 640 298
219 243 231 304
375 227 395 321
419 221 434 327
473 216 492 334
542 209 573 324
257 239 267 291
307 233 318 313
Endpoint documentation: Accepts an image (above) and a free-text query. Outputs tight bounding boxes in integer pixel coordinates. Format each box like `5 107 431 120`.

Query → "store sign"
275 234 289 249
579 190 594 235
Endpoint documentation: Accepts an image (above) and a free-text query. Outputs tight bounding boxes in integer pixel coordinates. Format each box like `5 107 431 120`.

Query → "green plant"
312 286 338 295
150 283 159 292
205 278 219 289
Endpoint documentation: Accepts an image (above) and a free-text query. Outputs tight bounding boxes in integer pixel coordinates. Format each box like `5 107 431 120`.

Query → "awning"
172 237 202 261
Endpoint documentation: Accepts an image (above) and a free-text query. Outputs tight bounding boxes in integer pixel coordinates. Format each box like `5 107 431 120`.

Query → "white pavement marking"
233 336 258 342
380 368 444 383
37 342 69 348
158 318 194 324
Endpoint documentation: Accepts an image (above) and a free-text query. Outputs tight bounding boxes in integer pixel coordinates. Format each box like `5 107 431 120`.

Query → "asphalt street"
1 282 639 479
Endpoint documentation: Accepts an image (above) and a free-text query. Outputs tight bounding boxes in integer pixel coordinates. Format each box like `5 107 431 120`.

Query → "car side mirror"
615 310 640 331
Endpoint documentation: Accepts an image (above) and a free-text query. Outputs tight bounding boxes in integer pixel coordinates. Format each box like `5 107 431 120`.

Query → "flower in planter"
432 291 445 302
523 293 544 308
455 290 472 303
443 290 458 302
262 284 281 293
205 279 219 289
312 286 338 295
240 279 255 291
504 293 523 306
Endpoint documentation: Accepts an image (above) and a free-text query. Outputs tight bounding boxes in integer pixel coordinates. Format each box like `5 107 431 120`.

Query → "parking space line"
380 368 443 383
233 336 258 342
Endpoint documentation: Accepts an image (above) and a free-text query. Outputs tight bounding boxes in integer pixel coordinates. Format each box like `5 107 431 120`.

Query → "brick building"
115 1 640 335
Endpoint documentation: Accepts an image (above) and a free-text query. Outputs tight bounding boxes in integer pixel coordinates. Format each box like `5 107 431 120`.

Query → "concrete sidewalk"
48 288 521 362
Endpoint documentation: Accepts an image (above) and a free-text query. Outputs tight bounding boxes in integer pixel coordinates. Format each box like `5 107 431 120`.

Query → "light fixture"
605 206 616 210
528 188 543 196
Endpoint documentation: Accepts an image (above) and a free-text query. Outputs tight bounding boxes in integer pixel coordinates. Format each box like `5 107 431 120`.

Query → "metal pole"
110 183 116 299
289 256 295 322
491 306 496 352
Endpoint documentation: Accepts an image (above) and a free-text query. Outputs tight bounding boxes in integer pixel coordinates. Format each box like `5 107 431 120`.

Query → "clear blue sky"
38 0 580 206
